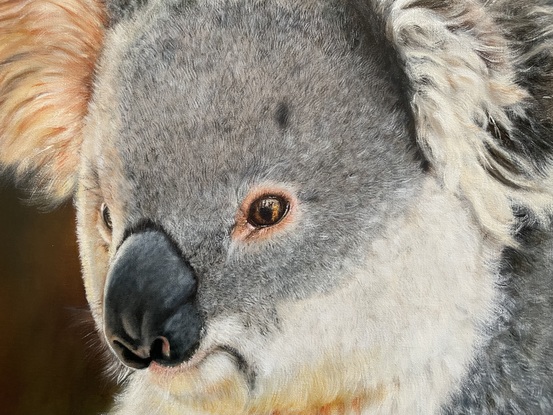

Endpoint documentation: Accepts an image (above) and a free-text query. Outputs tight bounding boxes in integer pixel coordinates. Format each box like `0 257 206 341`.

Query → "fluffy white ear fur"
0 0 105 204
378 0 553 245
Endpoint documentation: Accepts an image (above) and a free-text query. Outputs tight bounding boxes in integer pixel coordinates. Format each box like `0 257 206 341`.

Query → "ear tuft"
379 0 553 245
0 0 105 206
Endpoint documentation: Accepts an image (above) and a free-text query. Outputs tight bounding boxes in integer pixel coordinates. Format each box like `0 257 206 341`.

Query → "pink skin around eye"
231 186 297 242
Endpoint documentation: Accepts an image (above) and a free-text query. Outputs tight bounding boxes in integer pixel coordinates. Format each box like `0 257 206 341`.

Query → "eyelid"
101 202 113 231
97 201 114 247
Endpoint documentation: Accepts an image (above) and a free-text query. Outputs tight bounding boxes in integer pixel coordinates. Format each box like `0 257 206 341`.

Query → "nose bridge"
104 229 202 369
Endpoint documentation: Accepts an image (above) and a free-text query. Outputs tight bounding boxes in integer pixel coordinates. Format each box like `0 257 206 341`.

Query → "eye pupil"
101 203 113 231
248 196 289 227
258 199 279 222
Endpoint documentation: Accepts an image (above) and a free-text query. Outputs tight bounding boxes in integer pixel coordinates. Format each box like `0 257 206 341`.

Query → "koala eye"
100 203 113 231
247 195 289 228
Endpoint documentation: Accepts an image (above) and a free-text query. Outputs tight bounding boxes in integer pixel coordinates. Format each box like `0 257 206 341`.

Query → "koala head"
79 1 426 410
2 0 552 414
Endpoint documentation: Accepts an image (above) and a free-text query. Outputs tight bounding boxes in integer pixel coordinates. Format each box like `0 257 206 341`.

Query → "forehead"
92 0 413 203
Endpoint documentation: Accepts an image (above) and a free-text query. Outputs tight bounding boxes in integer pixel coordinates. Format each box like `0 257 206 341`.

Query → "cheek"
75 189 111 326
249 178 500 413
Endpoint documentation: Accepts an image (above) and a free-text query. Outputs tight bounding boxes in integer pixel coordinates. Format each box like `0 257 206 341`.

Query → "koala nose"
104 229 203 369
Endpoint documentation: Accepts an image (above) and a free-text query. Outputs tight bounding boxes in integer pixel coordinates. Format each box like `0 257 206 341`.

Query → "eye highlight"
100 202 113 231
247 195 289 228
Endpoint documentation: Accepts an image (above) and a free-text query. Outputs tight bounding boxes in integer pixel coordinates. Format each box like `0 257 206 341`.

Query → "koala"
1 0 553 414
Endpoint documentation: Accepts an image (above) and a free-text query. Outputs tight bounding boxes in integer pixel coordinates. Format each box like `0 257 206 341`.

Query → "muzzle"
103 228 202 369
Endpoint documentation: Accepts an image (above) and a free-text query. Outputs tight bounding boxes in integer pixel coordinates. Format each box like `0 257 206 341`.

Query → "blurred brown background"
0 181 117 415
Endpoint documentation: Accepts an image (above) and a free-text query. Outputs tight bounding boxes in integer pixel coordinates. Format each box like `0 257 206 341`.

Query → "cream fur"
0 0 104 203
106 178 501 415
376 0 553 245
2 0 552 413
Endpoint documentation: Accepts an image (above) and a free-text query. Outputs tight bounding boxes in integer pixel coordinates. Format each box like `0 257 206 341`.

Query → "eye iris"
101 203 113 231
248 196 288 227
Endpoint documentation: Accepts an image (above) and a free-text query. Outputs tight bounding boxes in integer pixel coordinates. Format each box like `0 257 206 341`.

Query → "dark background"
0 181 117 415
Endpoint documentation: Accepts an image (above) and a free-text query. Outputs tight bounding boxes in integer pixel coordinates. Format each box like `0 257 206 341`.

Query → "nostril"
149 336 200 367
112 339 152 369
150 336 171 361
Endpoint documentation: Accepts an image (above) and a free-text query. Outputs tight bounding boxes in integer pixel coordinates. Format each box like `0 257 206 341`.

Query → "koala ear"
0 0 105 205
381 0 553 244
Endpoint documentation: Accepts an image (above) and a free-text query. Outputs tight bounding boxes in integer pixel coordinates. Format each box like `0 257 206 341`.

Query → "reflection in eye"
247 195 289 228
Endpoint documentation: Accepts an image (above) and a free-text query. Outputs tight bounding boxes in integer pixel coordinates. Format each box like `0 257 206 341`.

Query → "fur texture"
1 0 553 414
378 0 553 244
0 0 104 203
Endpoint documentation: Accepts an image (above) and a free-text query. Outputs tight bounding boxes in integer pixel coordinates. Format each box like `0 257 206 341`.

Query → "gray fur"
96 0 421 317
82 1 553 412
2 0 553 413
443 214 553 414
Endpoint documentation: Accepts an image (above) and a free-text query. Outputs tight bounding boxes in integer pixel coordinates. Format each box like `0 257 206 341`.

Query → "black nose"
104 229 202 369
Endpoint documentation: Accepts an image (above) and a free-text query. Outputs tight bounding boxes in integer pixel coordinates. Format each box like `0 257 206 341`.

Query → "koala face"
81 0 418 317
3 0 552 413
73 1 500 413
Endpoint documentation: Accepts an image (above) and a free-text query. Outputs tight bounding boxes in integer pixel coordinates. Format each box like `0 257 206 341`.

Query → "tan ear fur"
377 0 553 245
0 0 105 204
